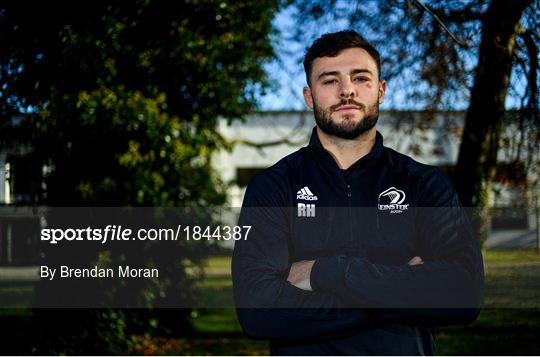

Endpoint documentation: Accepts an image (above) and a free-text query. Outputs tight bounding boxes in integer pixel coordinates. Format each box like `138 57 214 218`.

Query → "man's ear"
303 86 314 110
378 80 386 104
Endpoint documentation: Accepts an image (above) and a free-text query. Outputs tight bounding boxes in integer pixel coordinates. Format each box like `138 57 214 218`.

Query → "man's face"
303 47 386 140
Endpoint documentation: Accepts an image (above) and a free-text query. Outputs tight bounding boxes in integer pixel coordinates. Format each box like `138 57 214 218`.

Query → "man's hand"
408 256 424 266
287 260 315 291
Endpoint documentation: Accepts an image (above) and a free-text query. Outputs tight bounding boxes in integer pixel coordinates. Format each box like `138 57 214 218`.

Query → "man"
232 30 483 355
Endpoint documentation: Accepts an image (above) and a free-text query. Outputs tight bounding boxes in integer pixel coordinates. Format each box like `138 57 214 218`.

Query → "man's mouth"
330 100 365 113
334 105 360 112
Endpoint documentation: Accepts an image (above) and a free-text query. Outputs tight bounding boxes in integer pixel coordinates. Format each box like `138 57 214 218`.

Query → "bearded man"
232 30 484 355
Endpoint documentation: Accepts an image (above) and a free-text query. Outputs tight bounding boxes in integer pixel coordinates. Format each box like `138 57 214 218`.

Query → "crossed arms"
287 256 425 291
232 171 484 339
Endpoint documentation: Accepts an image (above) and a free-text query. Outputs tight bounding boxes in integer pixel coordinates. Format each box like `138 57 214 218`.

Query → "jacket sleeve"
232 172 370 339
310 169 484 326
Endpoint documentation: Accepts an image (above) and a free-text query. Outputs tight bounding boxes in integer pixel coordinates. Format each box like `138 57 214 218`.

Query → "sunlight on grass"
484 249 540 263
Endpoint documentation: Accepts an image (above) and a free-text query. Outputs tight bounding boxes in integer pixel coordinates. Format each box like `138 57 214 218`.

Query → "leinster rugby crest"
378 187 409 214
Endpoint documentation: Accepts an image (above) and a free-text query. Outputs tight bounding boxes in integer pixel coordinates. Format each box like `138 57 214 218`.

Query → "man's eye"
323 79 337 85
354 77 368 82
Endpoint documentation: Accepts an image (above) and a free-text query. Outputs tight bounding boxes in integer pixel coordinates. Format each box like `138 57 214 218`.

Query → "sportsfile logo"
297 186 318 201
378 187 409 214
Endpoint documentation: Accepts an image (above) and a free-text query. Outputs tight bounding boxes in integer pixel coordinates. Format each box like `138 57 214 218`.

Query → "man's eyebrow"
350 68 374 76
317 68 374 80
317 71 340 80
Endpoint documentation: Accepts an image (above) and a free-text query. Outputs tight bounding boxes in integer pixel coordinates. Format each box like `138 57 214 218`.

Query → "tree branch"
521 29 539 112
436 7 483 23
228 137 307 149
412 0 468 47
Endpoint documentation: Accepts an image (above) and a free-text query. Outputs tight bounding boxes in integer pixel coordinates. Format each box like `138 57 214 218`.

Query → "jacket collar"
307 126 384 170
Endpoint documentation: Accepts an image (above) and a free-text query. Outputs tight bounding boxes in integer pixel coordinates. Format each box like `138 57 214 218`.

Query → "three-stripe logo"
296 186 318 201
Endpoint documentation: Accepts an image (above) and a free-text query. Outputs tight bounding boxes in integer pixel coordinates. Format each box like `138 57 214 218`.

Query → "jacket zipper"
347 183 353 244
346 184 352 215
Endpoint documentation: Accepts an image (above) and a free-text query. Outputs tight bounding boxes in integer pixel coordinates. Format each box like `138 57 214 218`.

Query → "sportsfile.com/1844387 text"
40 225 252 245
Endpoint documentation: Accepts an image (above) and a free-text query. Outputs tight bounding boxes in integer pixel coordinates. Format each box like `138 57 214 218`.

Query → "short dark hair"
303 30 381 86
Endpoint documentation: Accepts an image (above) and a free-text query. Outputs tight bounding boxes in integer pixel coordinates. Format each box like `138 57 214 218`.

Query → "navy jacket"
232 129 484 355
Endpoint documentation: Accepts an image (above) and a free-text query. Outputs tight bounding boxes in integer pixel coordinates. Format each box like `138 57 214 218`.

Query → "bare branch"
412 0 467 47
228 137 307 149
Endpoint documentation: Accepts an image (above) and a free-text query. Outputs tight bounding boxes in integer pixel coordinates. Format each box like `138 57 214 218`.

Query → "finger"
408 256 424 266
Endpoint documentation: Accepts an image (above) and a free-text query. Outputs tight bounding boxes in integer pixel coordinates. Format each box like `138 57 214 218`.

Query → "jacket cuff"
310 256 340 292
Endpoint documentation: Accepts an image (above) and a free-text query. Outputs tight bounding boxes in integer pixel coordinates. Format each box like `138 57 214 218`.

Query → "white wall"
213 110 465 206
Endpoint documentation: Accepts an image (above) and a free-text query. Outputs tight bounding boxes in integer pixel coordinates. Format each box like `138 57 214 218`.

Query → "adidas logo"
297 186 318 201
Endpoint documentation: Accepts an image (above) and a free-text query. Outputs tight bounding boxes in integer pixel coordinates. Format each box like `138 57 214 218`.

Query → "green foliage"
32 309 128 355
36 86 227 206
0 0 279 353
1 0 278 206
127 334 269 355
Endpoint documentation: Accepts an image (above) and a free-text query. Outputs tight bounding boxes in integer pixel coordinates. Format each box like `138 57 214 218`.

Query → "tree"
0 0 278 353
1 0 278 206
285 0 538 243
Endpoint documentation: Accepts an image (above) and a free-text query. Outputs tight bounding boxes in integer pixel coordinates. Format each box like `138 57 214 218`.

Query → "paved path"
486 229 539 249
0 266 39 282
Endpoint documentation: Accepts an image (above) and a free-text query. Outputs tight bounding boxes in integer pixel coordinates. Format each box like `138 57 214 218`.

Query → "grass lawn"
1 249 539 355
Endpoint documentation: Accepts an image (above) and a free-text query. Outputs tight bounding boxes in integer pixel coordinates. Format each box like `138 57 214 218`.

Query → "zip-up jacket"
232 128 484 355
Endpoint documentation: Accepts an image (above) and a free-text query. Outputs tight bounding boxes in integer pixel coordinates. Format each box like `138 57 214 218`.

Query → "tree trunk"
453 0 532 244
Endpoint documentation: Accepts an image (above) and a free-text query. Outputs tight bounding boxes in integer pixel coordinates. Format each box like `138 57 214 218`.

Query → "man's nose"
339 79 356 98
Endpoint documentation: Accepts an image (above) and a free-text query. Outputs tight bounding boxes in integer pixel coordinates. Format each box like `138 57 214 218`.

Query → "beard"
313 97 379 140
